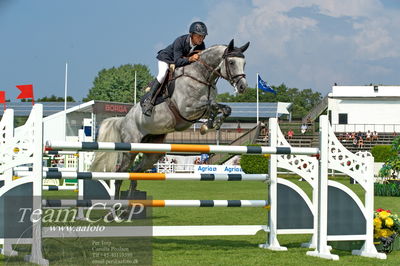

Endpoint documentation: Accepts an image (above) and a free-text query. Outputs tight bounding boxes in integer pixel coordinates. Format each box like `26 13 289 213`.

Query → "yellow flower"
378 211 390 220
380 229 394 238
374 217 382 229
385 217 394 227
374 229 385 238
374 231 382 238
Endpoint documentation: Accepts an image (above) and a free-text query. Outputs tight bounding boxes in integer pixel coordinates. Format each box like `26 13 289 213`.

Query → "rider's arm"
173 41 190 67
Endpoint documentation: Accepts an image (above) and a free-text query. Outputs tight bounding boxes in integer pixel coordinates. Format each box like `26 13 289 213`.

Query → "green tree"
84 64 153 103
379 136 400 179
37 95 76 102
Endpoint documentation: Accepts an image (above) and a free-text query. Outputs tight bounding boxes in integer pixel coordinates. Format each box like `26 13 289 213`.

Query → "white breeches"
156 60 169 83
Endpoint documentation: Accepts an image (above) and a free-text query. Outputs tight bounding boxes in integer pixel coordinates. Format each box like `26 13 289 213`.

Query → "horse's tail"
90 117 123 172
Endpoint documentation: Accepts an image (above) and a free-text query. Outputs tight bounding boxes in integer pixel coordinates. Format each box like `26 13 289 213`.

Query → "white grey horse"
90 39 249 198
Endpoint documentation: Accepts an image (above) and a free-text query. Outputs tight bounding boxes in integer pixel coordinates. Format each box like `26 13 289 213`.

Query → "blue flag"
258 74 276 95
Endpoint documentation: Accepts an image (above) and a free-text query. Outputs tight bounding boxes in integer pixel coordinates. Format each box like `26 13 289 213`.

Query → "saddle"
140 66 176 107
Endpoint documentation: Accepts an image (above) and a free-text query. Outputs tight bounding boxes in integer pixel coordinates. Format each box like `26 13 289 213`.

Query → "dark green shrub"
374 182 400 197
371 145 397 162
240 145 269 174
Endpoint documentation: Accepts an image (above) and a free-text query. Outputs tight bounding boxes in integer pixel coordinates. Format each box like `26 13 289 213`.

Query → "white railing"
332 124 400 133
156 162 196 173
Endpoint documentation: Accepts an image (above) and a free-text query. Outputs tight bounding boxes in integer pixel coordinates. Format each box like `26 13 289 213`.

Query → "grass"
1 176 399 265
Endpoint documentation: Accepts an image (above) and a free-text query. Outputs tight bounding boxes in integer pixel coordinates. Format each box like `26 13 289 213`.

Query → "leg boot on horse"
142 79 161 116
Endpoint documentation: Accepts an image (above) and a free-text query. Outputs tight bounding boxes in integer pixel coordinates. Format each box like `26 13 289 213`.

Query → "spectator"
263 128 269 142
261 121 268 135
300 124 308 135
237 121 242 133
194 157 201 164
338 133 344 141
366 130 372 142
393 131 397 137
287 129 294 139
352 137 358 147
357 131 363 140
358 137 364 149
345 132 351 141
306 117 312 126
200 153 209 164
372 131 379 141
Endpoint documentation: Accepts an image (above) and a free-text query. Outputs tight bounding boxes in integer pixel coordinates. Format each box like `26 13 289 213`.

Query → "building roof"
227 102 292 118
0 101 292 119
0 102 81 117
331 85 400 98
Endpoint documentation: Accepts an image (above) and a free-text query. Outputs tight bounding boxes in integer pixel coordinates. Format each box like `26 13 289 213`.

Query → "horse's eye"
229 60 234 65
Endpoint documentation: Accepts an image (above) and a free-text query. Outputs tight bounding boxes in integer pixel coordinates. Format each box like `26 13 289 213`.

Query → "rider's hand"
189 54 199 62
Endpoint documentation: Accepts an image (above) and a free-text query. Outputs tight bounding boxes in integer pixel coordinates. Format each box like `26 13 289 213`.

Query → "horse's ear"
227 39 234 51
240 42 250 53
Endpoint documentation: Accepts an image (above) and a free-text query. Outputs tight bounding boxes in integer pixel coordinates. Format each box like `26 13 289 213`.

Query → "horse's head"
219 39 250 93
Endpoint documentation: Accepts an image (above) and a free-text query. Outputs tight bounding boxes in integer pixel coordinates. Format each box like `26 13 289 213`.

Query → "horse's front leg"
211 103 232 130
218 103 232 118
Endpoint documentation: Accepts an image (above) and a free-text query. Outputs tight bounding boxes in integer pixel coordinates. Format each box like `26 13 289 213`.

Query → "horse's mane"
199 44 226 57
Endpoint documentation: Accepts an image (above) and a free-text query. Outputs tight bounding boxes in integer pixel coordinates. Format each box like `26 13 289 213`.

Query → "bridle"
196 47 247 91
218 48 247 91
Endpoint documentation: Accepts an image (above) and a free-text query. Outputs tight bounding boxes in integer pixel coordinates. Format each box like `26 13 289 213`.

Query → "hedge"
374 182 400 197
240 145 269 174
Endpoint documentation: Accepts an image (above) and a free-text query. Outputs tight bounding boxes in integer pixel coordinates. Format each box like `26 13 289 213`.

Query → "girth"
166 99 196 131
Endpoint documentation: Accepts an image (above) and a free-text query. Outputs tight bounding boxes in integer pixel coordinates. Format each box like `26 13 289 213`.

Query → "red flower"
376 208 384 212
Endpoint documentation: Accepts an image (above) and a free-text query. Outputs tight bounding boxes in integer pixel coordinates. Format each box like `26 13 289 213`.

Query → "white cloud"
238 7 318 57
353 18 400 59
204 0 400 94
316 0 383 17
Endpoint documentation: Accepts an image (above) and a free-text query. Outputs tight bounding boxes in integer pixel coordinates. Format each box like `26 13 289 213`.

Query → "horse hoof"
200 124 208 135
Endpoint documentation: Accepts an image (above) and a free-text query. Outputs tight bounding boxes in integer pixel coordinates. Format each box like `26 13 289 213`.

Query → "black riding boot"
142 80 161 116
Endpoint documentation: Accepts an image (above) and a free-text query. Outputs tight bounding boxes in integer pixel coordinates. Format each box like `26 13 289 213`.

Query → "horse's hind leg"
127 134 167 197
128 152 164 196
115 152 137 198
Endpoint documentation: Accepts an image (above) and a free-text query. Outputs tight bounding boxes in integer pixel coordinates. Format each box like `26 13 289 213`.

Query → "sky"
1 0 400 102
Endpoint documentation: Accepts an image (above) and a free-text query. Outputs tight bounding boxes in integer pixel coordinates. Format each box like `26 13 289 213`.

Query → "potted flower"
374 208 400 253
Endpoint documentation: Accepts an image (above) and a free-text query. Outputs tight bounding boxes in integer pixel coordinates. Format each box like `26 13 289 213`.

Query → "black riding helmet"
189 21 208 36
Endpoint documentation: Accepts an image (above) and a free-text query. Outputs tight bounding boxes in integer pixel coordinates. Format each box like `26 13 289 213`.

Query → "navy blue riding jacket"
156 34 206 67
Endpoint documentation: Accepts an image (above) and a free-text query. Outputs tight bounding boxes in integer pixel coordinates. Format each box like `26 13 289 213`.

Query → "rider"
142 21 208 116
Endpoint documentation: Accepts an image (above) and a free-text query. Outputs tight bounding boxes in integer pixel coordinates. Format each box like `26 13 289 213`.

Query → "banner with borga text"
194 164 244 174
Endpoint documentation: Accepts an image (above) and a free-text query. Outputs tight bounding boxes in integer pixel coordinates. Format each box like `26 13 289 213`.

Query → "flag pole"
256 73 259 124
64 62 68 112
64 62 68 141
134 71 137 105
32 86 35 105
